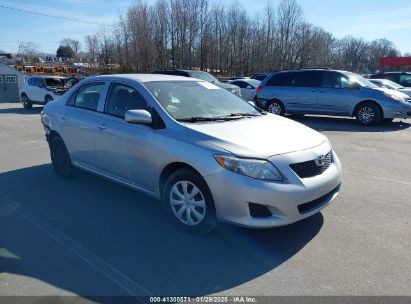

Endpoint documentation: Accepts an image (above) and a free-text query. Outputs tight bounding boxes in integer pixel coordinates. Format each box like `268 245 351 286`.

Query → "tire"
21 94 32 109
266 100 285 116
355 102 382 126
163 168 218 233
45 95 53 105
49 136 74 178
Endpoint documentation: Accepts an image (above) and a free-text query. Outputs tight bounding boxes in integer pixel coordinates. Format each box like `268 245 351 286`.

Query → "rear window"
265 72 291 86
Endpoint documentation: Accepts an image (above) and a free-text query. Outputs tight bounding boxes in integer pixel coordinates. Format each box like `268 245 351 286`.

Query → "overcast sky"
1 0 411 54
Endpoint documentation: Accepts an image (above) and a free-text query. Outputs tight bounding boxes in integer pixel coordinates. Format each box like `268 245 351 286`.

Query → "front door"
316 71 357 115
94 82 157 191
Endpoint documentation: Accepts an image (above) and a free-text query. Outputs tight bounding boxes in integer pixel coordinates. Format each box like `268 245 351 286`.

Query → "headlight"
214 155 283 181
384 91 404 101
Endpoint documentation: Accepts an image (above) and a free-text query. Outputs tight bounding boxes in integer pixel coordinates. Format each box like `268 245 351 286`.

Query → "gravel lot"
0 103 410 300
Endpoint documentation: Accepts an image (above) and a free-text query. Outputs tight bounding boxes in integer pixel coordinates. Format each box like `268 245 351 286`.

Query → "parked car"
370 72 411 88
256 68 411 125
151 69 241 97
229 79 261 101
369 79 411 97
251 73 270 81
41 74 342 232
21 76 68 109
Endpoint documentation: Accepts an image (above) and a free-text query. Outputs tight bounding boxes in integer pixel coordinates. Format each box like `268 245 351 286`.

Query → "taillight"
256 86 263 93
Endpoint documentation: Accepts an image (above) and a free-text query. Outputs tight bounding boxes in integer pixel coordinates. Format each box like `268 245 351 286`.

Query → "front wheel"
22 94 32 109
163 168 218 233
266 100 285 116
50 136 74 178
355 102 382 126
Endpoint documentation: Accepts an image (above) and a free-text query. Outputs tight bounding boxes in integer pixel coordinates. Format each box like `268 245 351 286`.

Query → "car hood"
216 82 239 90
398 88 411 96
184 114 327 159
372 87 410 99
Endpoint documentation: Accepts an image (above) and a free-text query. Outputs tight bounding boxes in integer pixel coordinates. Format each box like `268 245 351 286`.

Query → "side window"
400 74 411 85
321 72 349 89
104 83 148 118
27 78 35 86
290 71 321 87
72 82 105 111
266 73 291 86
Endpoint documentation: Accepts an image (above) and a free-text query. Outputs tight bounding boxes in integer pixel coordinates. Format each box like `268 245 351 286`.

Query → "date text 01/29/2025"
149 296 257 303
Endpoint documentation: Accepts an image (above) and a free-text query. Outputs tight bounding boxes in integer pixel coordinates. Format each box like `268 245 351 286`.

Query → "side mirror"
346 82 360 90
246 85 253 89
125 109 152 125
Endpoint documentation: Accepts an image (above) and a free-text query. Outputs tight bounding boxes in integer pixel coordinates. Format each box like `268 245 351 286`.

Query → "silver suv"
256 68 411 125
41 74 342 233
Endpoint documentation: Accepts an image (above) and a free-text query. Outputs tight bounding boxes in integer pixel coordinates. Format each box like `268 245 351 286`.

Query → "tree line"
19 0 404 76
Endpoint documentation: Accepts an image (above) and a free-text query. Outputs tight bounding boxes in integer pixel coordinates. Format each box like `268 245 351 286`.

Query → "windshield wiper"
177 116 225 123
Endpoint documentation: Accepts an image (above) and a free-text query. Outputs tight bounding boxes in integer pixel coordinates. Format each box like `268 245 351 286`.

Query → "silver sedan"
41 74 342 233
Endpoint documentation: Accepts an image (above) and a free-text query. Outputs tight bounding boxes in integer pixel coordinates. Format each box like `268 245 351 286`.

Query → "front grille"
298 183 341 214
290 151 333 178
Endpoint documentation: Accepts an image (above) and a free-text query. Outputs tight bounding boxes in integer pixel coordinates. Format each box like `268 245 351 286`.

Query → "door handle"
311 89 316 92
60 115 67 121
320 90 325 93
97 124 107 131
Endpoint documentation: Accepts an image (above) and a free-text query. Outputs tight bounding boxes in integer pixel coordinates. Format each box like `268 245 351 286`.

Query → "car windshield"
44 78 65 88
188 71 219 83
381 79 404 89
145 81 261 121
343 72 378 88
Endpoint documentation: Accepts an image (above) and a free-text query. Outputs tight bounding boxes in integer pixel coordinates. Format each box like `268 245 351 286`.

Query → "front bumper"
204 140 342 228
384 100 411 119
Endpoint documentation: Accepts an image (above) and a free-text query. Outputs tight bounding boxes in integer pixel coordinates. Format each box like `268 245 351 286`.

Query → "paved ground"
0 103 410 300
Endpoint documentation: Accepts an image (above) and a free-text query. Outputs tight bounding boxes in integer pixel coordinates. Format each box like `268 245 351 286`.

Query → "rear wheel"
163 168 218 233
355 102 382 126
50 136 74 178
21 94 32 109
266 100 285 116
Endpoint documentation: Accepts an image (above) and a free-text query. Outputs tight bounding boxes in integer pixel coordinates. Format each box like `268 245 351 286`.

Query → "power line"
0 4 110 26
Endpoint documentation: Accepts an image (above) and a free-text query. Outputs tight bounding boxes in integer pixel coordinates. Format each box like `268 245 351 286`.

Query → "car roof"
85 73 203 83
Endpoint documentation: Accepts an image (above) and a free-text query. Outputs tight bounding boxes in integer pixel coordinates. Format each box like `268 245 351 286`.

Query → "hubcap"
169 181 206 226
358 106 375 124
268 103 282 115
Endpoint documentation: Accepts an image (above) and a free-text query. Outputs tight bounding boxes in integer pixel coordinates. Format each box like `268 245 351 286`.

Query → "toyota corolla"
41 74 342 233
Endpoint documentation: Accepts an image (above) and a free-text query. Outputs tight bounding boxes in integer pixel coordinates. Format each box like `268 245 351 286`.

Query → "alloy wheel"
268 102 282 115
358 106 375 124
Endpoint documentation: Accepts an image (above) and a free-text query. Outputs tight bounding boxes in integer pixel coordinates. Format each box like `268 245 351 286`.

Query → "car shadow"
0 105 43 115
288 115 411 132
0 164 323 298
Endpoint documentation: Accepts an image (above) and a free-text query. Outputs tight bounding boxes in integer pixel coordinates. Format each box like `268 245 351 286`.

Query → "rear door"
283 71 321 113
60 82 107 168
316 71 357 115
